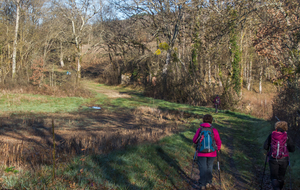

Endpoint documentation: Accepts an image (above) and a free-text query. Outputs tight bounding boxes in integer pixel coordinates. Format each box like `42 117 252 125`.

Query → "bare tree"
52 0 102 82
116 0 190 97
12 0 20 79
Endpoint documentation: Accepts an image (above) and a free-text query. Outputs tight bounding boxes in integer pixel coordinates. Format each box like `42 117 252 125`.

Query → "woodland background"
0 0 299 129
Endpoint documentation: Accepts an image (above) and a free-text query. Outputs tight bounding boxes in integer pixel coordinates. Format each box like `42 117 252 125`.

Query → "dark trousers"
269 158 289 190
215 104 219 113
197 157 215 186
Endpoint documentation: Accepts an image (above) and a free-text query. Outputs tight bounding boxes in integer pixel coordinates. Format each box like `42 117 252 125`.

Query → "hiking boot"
278 180 284 190
271 179 280 190
206 183 212 188
191 182 199 189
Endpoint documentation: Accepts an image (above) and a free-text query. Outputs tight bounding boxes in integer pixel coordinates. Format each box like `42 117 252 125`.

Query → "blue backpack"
196 126 217 153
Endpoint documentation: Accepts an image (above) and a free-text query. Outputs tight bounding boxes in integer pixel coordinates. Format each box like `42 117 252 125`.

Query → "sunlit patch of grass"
220 144 230 156
0 93 90 113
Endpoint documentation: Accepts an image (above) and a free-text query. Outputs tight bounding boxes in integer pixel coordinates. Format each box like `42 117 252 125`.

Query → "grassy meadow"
0 81 298 190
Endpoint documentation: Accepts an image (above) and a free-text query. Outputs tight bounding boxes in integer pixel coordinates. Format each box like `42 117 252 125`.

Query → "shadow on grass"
155 147 191 190
223 111 264 122
90 154 143 190
87 143 193 190
212 114 268 189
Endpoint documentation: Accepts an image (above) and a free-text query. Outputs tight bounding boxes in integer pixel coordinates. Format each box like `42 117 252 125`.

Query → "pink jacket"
193 123 222 157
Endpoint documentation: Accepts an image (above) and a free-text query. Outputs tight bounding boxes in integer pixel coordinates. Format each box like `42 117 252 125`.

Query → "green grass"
0 81 211 114
0 93 91 113
0 107 281 189
2 129 198 189
0 81 299 189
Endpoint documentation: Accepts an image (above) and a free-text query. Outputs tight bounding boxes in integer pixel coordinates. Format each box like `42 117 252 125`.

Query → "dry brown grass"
0 78 94 98
211 172 235 190
0 106 189 171
237 82 278 119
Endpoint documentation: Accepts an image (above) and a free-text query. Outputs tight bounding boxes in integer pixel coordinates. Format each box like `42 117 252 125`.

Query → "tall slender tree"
12 0 20 79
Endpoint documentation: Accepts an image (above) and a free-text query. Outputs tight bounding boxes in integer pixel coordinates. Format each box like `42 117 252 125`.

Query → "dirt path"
83 80 132 98
227 136 251 190
211 116 267 190
189 156 201 190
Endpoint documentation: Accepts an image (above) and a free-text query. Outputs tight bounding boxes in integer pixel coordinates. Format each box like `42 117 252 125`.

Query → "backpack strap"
196 127 202 143
196 125 214 143
209 126 218 149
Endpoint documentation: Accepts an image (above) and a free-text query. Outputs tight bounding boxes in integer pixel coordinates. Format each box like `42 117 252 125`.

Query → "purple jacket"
214 97 220 105
193 123 222 157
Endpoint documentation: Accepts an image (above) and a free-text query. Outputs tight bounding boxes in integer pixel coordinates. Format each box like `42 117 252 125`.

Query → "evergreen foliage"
229 10 242 95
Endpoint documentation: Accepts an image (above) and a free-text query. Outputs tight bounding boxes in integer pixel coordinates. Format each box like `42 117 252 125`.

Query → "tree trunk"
240 64 243 96
199 55 203 86
19 46 23 69
8 43 10 60
244 60 247 82
7 25 10 60
214 65 217 84
208 59 211 86
41 49 47 87
52 64 54 87
218 66 222 87
12 0 20 79
163 49 171 98
76 44 81 83
240 31 243 96
0 50 2 83
247 60 252 91
77 56 81 82
60 41 64 67
259 64 263 94
49 67 52 87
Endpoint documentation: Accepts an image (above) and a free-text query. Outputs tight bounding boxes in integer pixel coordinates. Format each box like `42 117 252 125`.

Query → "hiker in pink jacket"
193 114 222 189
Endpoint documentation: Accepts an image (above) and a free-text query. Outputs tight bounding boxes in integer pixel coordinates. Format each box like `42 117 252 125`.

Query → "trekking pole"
289 160 292 190
190 151 197 179
217 151 221 190
260 153 268 190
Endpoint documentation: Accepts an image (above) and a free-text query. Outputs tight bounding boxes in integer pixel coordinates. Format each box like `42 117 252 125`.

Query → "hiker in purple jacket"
193 114 222 189
263 121 295 190
213 95 221 113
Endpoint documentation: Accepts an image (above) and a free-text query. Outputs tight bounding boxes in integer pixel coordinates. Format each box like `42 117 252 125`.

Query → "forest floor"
0 80 298 189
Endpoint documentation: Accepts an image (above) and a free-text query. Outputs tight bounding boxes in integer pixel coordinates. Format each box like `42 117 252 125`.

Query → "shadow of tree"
89 154 143 190
155 146 192 190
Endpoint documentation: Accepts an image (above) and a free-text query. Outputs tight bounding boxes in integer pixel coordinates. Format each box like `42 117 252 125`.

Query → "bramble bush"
30 57 45 87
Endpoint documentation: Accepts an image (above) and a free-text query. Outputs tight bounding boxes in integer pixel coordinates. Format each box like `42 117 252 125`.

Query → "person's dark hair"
203 114 213 124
